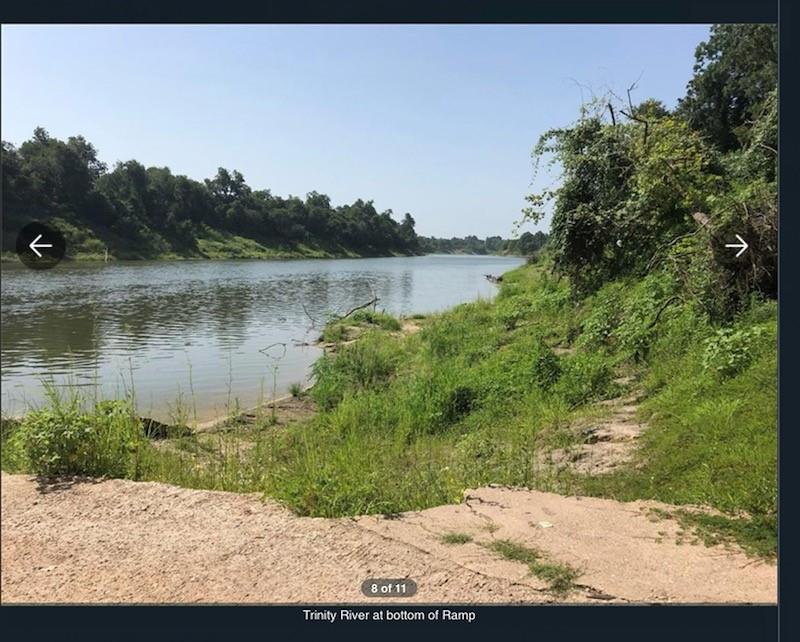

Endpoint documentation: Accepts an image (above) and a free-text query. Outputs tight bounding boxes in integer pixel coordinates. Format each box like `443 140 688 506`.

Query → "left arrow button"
15 222 66 270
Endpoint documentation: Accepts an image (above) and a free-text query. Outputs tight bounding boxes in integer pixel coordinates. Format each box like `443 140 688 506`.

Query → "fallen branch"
338 296 379 321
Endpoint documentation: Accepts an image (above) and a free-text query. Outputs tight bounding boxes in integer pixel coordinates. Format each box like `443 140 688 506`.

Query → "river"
1 254 524 421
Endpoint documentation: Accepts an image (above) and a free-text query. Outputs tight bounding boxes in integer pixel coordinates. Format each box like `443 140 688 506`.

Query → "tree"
399 213 418 250
677 24 777 152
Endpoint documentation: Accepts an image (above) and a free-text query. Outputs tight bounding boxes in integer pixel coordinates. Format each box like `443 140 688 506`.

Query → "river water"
1 255 524 421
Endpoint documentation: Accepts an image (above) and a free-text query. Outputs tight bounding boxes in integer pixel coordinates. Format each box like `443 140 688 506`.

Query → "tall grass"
1 383 149 478
1 263 777 556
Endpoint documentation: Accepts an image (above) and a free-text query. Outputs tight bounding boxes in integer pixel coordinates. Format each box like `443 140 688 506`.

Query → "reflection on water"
1 255 524 421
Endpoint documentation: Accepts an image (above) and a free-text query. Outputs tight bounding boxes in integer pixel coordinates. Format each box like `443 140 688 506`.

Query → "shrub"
554 353 613 406
496 297 534 330
612 274 676 362
288 382 304 397
576 288 623 351
321 323 348 343
13 392 148 478
532 346 562 391
702 326 767 379
311 338 398 410
441 385 477 425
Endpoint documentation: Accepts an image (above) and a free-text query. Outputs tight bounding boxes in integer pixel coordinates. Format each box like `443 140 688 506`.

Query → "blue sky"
1 25 711 237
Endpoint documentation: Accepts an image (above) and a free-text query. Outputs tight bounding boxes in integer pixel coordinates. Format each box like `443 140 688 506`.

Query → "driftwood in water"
338 296 379 320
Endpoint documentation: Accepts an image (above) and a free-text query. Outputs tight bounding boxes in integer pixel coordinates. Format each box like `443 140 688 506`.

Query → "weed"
3 386 149 479
486 539 580 596
441 532 473 545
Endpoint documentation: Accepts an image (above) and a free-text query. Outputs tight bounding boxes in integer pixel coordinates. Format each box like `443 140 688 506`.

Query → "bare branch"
301 302 321 329
757 142 778 156
607 102 617 126
338 296 380 321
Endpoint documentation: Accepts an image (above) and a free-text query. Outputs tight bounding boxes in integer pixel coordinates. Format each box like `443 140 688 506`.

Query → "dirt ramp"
358 487 776 603
1 474 775 604
0 474 546 604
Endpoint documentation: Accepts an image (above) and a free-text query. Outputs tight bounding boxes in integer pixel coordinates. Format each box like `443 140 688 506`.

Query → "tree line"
2 131 421 259
418 231 547 255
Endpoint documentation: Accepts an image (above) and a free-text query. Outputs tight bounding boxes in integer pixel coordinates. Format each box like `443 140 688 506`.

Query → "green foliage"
439 385 478 426
349 309 402 331
521 24 776 319
486 539 580 596
288 382 304 398
678 24 777 152
496 297 534 330
575 285 625 351
2 130 420 259
321 310 402 343
671 510 776 560
417 232 547 256
311 336 400 410
612 273 677 361
321 323 349 343
4 390 148 478
441 532 473 545
553 353 613 407
579 295 776 550
702 325 767 380
532 346 562 391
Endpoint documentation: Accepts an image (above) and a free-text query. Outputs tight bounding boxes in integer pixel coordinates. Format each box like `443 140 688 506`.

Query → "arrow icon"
28 233 53 258
725 234 749 258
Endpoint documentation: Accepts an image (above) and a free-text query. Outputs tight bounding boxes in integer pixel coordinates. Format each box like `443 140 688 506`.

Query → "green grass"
320 310 403 343
1 386 151 479
440 532 473 545
670 510 777 560
1 262 777 558
486 539 580 596
2 217 408 262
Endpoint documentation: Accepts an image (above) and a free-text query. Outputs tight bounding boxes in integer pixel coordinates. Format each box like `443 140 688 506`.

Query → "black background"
0 1 792 640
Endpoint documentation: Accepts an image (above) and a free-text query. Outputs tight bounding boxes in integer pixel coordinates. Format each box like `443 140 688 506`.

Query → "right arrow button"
725 234 749 258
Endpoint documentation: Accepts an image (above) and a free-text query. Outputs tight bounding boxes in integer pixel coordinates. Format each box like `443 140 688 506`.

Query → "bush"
554 353 613 406
496 297 534 330
576 289 623 351
612 274 676 362
11 392 148 478
349 309 402 331
702 326 767 379
532 345 562 390
321 323 348 343
311 337 398 410
441 385 477 425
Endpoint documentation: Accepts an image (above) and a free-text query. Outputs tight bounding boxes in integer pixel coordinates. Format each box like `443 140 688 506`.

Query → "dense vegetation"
418 231 548 256
1 25 777 556
522 23 777 316
2 131 421 259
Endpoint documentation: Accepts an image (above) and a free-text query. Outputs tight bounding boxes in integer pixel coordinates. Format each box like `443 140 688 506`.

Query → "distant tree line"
2 130 421 258
418 231 547 256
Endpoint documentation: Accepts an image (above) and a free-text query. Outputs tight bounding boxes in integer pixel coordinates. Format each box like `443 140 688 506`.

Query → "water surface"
1 255 524 421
